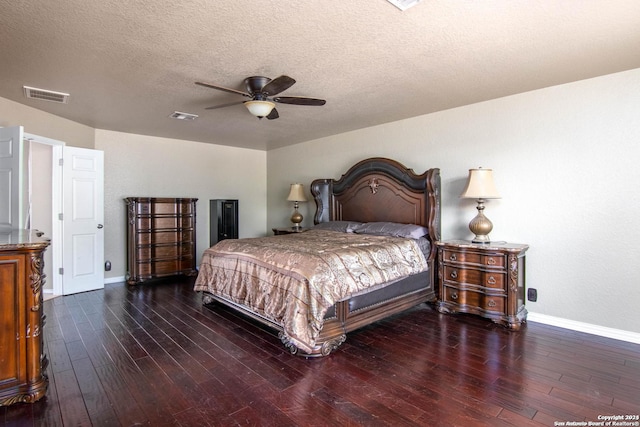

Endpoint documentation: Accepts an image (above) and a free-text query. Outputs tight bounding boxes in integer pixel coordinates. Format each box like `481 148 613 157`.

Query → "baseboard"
527 312 640 344
104 276 126 284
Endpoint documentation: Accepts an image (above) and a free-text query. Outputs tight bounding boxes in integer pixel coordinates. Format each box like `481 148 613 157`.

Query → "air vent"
23 86 70 104
387 0 422 11
169 111 198 120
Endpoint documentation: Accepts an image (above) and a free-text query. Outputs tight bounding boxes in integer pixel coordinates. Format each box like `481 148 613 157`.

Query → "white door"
62 146 104 295
0 126 24 230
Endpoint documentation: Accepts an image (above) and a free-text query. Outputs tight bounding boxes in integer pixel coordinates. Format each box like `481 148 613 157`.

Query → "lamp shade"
287 183 307 202
460 168 501 199
244 100 275 117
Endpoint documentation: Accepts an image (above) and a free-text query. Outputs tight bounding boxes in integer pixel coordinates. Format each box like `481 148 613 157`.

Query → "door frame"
24 133 63 296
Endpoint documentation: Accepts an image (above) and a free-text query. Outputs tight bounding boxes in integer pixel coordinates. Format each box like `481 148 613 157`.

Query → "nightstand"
272 227 309 235
436 240 529 330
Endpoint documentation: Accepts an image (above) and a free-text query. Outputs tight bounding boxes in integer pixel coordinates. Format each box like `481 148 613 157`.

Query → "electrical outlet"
527 288 537 302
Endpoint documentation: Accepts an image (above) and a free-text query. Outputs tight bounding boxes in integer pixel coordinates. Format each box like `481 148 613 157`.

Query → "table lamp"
287 183 307 229
460 168 501 243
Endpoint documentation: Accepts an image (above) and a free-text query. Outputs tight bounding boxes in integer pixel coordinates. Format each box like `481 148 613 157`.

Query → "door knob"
97 224 104 229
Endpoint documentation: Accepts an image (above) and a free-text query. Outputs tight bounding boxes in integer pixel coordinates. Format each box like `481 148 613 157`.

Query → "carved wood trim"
509 253 518 292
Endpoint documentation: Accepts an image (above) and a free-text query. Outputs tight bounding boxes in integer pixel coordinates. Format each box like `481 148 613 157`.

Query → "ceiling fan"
195 75 326 120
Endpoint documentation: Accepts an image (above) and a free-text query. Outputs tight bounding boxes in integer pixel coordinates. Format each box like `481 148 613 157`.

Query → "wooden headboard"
310 157 441 250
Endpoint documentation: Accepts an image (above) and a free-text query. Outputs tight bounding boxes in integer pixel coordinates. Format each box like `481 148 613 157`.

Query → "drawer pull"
487 276 496 285
487 257 496 265
451 292 458 300
487 299 497 307
450 270 458 279
449 253 457 262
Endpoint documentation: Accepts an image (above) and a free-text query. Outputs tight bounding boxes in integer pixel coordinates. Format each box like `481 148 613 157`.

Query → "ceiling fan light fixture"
245 100 275 118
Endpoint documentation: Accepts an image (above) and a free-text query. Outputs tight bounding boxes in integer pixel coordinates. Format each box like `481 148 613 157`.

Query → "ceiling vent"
387 0 422 11
169 111 198 120
23 86 70 104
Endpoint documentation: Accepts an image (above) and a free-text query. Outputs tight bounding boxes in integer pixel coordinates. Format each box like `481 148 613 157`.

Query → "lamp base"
468 199 493 244
290 204 303 229
471 235 492 244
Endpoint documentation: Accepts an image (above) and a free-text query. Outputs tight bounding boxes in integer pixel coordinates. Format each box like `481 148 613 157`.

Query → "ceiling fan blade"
261 75 296 96
204 101 245 110
195 81 251 98
266 108 279 120
273 96 326 106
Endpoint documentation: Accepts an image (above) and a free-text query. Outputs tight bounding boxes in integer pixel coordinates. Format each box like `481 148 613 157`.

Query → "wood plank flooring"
2 277 639 426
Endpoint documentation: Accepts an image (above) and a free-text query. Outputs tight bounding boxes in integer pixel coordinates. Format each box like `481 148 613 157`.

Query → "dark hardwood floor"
2 277 639 426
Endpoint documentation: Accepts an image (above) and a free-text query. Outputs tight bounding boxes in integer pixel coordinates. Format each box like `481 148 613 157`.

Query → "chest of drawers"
125 197 198 285
436 240 528 330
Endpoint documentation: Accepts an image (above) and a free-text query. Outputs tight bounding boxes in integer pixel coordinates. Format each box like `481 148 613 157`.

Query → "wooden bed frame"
202 157 441 356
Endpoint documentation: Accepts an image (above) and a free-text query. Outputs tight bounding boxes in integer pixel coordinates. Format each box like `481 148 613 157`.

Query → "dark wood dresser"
436 239 529 330
125 197 198 285
0 230 50 406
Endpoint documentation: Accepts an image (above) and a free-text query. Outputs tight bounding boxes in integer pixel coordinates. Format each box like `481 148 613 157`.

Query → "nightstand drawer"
442 249 505 269
442 265 505 290
442 286 505 313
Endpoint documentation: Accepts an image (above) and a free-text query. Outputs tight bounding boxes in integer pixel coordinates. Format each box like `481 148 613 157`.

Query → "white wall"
29 142 54 290
0 97 95 149
267 68 640 334
95 130 267 280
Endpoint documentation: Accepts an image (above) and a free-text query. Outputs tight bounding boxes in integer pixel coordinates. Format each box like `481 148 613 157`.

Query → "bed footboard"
201 269 434 357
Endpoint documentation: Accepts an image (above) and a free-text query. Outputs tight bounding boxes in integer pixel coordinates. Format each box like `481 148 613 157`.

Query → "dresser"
0 230 50 406
436 239 529 330
125 198 198 285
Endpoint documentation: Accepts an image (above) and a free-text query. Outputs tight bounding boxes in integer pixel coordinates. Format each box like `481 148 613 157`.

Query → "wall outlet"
527 288 537 302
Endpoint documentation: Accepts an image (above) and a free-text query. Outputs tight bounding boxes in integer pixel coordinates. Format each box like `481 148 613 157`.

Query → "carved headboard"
310 157 441 250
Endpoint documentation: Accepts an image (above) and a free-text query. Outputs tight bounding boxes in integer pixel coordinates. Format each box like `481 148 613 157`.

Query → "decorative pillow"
313 221 364 233
353 222 429 239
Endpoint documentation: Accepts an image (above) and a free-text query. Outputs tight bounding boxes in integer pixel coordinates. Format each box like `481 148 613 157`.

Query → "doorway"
24 133 62 296
24 133 105 296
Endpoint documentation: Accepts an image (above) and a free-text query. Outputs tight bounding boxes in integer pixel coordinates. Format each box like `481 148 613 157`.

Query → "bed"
195 157 441 356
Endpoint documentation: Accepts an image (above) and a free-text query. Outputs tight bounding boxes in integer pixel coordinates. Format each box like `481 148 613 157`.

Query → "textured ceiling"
1 0 639 151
